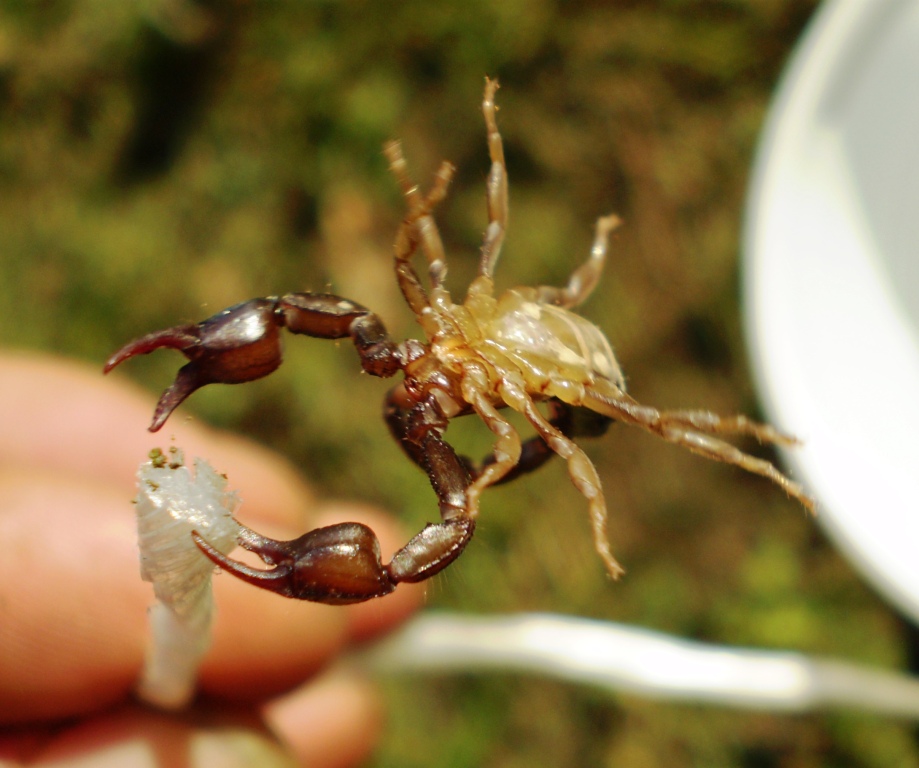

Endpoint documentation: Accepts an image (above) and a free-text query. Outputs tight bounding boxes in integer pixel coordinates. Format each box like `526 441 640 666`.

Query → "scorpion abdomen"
478 288 626 397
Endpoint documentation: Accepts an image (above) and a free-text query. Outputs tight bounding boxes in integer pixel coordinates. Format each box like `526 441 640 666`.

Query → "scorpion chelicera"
105 78 813 605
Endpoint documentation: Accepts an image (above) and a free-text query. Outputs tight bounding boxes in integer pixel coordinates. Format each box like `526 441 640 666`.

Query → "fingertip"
29 703 296 768
263 668 384 768
201 575 348 702
0 351 318 527
0 472 148 722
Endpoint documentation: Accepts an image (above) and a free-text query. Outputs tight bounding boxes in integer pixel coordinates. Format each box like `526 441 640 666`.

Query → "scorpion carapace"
105 78 814 605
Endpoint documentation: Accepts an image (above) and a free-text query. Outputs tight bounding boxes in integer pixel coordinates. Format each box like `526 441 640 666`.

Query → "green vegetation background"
2 1 916 766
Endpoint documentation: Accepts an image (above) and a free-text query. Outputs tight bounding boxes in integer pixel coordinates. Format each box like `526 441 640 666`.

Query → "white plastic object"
744 0 919 623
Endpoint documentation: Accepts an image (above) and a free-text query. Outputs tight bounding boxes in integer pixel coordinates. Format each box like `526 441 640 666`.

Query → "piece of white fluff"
134 448 241 709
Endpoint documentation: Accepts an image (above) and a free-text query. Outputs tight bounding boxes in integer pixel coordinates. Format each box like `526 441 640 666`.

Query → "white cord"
361 612 919 718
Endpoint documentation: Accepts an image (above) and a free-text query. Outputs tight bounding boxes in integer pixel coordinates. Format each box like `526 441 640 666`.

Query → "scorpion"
105 78 813 605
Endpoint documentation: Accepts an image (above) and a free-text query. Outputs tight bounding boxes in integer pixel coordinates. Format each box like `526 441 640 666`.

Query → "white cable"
361 612 919 719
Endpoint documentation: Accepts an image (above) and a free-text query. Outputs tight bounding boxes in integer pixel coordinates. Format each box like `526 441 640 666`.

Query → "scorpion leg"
458 363 523 511
386 386 612 489
500 375 625 579
582 388 816 514
483 400 613 487
384 139 455 310
536 214 621 309
476 76 508 282
632 407 799 446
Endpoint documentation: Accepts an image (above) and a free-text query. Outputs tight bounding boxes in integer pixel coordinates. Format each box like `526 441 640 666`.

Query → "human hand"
0 351 422 767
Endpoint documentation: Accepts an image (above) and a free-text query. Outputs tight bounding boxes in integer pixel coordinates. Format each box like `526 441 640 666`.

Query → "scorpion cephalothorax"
106 78 813 605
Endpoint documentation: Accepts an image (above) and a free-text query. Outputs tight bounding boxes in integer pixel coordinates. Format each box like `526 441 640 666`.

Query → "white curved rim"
744 0 919 622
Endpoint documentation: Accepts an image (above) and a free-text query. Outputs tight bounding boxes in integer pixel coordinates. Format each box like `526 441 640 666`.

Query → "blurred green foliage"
3 1 917 766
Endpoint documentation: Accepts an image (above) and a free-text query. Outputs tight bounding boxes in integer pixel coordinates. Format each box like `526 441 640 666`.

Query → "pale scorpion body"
105 79 813 604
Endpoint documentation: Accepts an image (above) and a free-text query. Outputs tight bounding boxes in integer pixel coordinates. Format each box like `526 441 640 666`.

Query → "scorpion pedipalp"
105 299 284 431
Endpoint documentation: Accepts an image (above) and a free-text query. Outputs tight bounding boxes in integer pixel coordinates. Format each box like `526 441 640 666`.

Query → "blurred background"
3 1 917 765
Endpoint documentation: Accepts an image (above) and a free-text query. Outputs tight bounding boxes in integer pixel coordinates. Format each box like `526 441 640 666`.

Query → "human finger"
0 351 315 529
4 679 382 768
263 667 384 768
8 702 294 768
0 473 414 722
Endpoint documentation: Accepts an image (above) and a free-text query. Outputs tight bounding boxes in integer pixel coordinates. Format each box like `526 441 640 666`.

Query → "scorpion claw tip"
103 345 136 374
105 325 202 370
146 365 207 431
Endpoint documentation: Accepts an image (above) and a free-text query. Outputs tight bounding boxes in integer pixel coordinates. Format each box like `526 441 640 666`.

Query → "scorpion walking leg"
583 389 815 513
384 139 455 308
459 364 523 511
476 76 508 282
387 382 610 491
632 406 799 446
535 214 621 309
500 376 625 579
391 221 434 327
482 400 613 487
